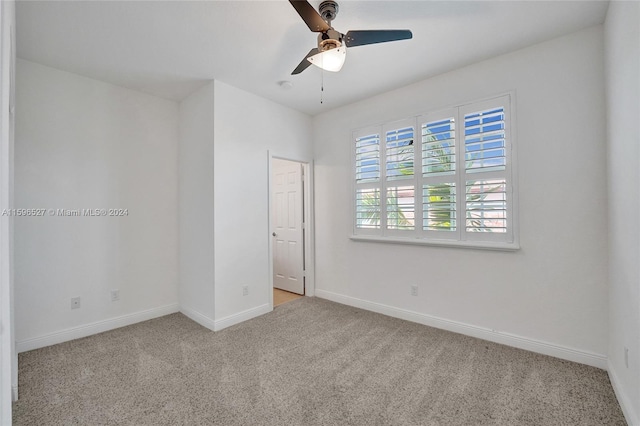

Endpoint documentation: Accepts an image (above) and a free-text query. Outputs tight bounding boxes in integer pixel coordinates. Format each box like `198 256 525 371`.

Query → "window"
352 94 517 249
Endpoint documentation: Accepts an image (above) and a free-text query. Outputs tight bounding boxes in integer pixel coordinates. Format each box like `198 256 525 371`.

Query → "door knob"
272 232 277 237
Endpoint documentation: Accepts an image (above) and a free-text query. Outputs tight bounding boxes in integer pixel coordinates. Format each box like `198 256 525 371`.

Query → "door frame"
267 152 315 311
0 1 16 420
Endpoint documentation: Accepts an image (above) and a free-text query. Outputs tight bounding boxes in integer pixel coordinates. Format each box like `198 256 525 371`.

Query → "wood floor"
273 288 303 307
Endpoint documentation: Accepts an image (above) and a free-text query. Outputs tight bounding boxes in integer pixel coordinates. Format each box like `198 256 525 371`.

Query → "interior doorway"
273 288 303 307
270 158 307 304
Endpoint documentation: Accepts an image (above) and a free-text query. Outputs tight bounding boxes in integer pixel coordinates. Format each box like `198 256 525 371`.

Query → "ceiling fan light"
307 46 346 72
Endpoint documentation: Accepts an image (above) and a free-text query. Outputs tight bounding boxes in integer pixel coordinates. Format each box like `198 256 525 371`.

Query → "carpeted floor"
13 297 626 425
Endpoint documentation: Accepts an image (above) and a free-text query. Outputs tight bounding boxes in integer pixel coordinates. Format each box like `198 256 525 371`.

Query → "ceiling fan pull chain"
321 69 324 104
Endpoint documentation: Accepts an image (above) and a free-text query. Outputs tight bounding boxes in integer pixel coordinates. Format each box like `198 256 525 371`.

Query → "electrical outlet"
242 285 249 296
624 347 629 368
110 289 120 302
71 297 81 309
411 285 418 296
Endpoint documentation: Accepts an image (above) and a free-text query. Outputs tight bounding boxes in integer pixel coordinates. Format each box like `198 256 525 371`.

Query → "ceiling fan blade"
292 48 320 75
344 30 413 48
289 0 331 33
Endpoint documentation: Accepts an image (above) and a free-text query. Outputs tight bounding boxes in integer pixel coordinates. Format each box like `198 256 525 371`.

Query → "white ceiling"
16 0 609 116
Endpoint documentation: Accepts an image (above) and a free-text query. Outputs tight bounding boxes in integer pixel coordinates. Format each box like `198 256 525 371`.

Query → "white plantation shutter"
384 120 416 235
422 117 456 177
387 185 415 230
419 110 458 239
465 179 507 233
460 95 513 242
355 133 380 183
353 93 516 248
385 126 414 180
354 128 382 235
464 108 506 173
355 188 381 230
423 183 456 232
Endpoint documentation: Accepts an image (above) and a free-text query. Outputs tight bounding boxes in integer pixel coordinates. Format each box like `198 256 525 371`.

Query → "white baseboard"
214 303 271 331
16 302 272 353
608 360 640 426
316 290 607 369
16 303 180 353
180 305 215 331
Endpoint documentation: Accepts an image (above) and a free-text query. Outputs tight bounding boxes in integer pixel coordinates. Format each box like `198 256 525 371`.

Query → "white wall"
14 59 179 348
1 0 16 419
313 26 608 364
213 80 312 325
178 82 216 327
605 1 640 424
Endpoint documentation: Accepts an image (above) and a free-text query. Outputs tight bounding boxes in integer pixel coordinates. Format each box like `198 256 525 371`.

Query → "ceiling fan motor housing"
318 28 343 51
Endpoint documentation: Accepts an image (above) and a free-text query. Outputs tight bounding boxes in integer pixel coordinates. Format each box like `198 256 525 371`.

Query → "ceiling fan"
289 0 413 75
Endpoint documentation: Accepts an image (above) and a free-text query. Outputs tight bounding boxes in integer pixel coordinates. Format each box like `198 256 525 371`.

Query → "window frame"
350 92 519 251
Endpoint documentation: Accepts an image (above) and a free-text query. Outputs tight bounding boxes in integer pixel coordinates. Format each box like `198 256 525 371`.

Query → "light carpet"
13 297 626 425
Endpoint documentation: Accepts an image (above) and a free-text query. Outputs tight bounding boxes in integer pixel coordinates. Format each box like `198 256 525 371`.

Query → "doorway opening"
269 157 311 308
273 288 303 307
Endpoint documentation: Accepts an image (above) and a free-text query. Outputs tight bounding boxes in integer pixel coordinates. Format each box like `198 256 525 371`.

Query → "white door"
272 159 304 295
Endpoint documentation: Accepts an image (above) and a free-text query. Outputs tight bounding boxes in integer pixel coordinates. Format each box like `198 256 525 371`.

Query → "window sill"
349 235 520 252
